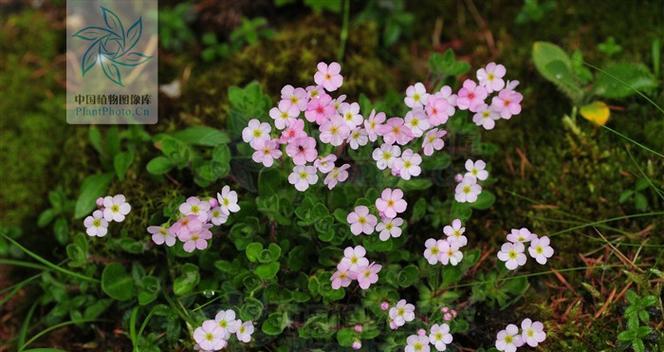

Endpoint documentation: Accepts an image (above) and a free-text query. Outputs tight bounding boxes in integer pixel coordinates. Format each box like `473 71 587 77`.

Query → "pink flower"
379 117 414 145
252 138 282 167
506 228 533 243
520 318 546 347
304 93 336 124
319 116 350 146
375 188 407 219
444 219 467 248
495 324 524 352
497 242 527 270
314 154 337 174
278 118 306 144
389 299 415 327
393 149 422 180
356 262 382 289
456 79 488 112
280 84 308 111
476 62 506 93
148 225 176 246
306 85 324 99
364 109 386 142
347 205 378 235
347 128 368 149
269 100 299 130
422 128 446 156
288 165 318 191
193 320 226 351
491 88 522 119
339 102 363 127
242 118 272 148
425 86 456 126
102 194 131 222
465 159 489 181
372 143 401 170
404 108 430 137
454 175 482 203
405 334 430 352
376 217 403 241
285 136 318 165
528 235 554 264
341 245 369 272
472 104 500 130
439 241 463 265
380 301 390 311
324 164 350 189
209 207 228 226
181 224 213 252
331 261 354 289
352 340 362 350
171 215 203 240
332 94 346 112
314 62 343 92
404 82 428 108
179 196 211 222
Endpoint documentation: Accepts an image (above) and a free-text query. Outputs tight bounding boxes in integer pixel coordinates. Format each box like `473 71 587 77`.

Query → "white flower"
520 318 546 347
528 236 554 264
495 324 523 352
405 334 431 352
179 196 211 222
464 159 489 181
148 225 176 246
209 207 229 226
236 321 255 343
269 100 299 130
376 217 403 241
216 186 240 215
472 105 500 130
193 320 227 351
424 238 445 265
394 149 422 180
506 228 533 243
339 102 363 127
429 323 453 351
215 309 241 335
84 210 108 237
454 175 482 203
476 62 506 93
102 194 131 222
314 154 337 174
288 165 318 192
347 205 378 235
443 219 467 248
389 299 415 327
439 241 463 266
372 144 401 170
340 245 369 272
497 242 527 270
405 82 429 108
324 164 350 189
242 118 271 147
347 128 369 150
404 108 430 137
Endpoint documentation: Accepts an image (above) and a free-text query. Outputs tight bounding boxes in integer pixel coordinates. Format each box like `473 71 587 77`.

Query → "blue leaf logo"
72 6 151 87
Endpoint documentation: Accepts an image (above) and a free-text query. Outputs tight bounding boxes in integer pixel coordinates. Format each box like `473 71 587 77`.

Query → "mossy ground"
1 1 662 350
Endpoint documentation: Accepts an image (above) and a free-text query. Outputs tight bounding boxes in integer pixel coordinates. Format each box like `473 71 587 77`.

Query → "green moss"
0 11 65 228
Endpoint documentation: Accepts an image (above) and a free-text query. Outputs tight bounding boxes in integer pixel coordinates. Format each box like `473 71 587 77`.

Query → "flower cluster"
346 188 407 240
423 218 467 266
405 323 454 352
495 318 546 352
388 299 416 329
193 309 254 351
454 159 489 203
330 245 382 290
243 61 522 191
497 228 554 270
147 186 240 252
83 194 131 237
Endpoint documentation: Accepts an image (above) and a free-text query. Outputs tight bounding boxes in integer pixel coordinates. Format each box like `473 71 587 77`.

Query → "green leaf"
240 297 264 321
397 265 419 288
113 151 134 180
303 0 341 13
83 299 112 319
37 209 56 228
532 41 583 103
634 193 648 211
429 49 471 79
173 264 200 296
245 242 263 263
261 312 288 335
228 82 272 139
593 63 658 99
74 173 114 219
101 263 136 301
471 191 496 210
171 126 230 146
255 262 280 280
336 327 357 347
137 275 161 305
53 217 69 244
146 156 174 175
